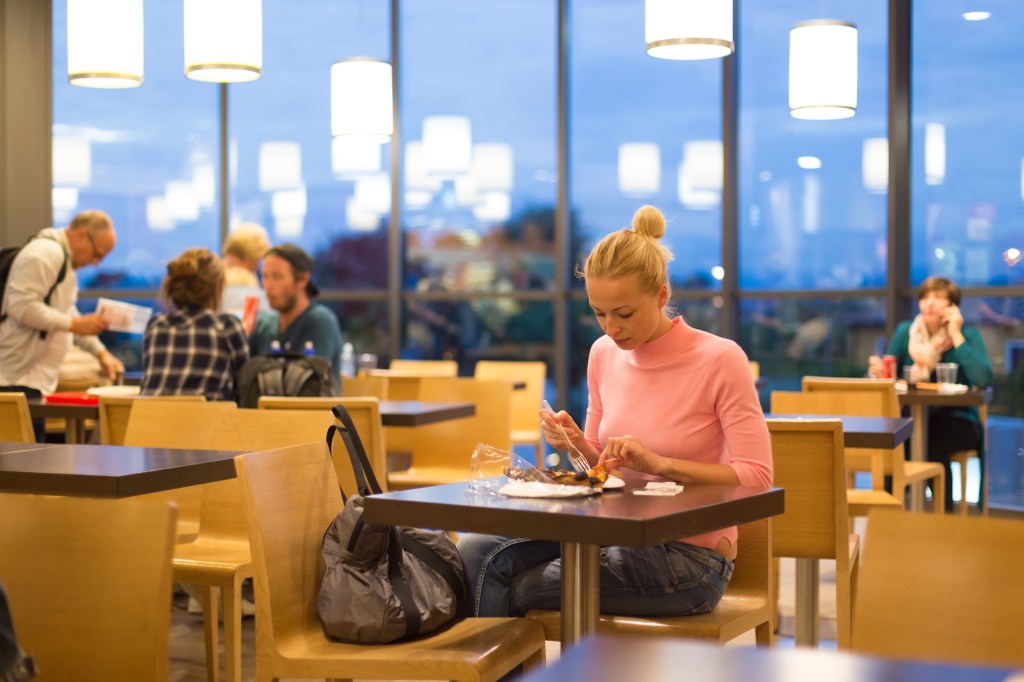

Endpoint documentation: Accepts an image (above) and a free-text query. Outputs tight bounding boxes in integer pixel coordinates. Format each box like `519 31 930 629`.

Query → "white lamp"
67 0 143 88
678 140 722 210
423 115 472 178
52 136 92 188
645 0 733 60
925 123 946 186
272 185 307 237
184 0 262 82
165 180 200 222
471 143 514 192
332 136 382 178
405 141 442 191
346 197 380 232
473 192 511 223
146 196 175 232
618 143 661 196
354 174 391 215
331 58 393 141
789 19 858 120
258 142 302 192
862 137 888 193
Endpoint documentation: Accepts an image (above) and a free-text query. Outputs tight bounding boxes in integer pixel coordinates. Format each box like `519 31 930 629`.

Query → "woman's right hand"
867 354 885 378
539 408 585 453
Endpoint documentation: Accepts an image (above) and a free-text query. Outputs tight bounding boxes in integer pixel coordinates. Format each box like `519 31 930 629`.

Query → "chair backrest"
234 442 342 658
748 360 760 381
389 359 458 376
473 360 547 435
412 377 513 470
766 419 850 566
0 392 34 442
342 374 389 400
852 510 1024 667
100 394 206 445
800 377 901 417
726 517 771 596
0 494 176 680
256 396 388 494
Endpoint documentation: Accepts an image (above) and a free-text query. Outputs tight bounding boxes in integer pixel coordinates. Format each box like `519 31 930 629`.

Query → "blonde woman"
457 205 772 618
141 248 249 401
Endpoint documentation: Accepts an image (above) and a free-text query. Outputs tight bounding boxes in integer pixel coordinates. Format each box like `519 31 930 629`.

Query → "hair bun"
167 254 199 278
631 205 666 240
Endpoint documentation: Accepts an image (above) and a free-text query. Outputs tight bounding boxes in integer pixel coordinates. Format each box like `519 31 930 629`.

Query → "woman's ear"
658 282 670 308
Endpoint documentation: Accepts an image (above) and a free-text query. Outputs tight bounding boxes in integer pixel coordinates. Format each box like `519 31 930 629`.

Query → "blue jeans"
456 533 734 618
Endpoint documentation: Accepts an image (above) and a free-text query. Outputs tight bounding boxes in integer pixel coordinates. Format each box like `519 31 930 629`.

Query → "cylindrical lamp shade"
331 59 393 141
53 136 92 188
423 116 472 178
67 0 143 88
789 20 858 120
645 0 733 60
258 142 302 192
405 142 442 191
473 192 511 223
618 143 661 196
332 136 382 178
862 137 888 193
925 123 946 185
678 140 722 209
184 0 262 82
471 144 514 192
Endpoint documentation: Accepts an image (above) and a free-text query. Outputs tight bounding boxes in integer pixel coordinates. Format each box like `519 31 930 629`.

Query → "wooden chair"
474 360 547 465
389 358 459 375
748 360 761 380
0 494 176 681
770 391 903 518
767 419 860 649
387 377 512 491
233 441 546 681
0 392 34 442
949 403 988 515
342 374 389 400
526 518 773 646
799 377 946 514
99 393 206 445
257 395 388 494
852 509 1024 667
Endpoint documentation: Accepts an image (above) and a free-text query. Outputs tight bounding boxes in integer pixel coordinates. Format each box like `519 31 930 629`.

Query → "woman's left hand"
597 436 661 475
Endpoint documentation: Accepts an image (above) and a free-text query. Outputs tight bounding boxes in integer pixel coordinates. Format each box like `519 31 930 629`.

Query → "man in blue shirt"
249 243 343 381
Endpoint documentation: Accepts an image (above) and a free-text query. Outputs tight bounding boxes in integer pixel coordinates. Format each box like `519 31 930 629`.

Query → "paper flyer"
96 297 153 334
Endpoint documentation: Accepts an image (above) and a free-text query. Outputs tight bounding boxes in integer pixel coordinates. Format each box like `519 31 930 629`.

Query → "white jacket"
0 228 105 392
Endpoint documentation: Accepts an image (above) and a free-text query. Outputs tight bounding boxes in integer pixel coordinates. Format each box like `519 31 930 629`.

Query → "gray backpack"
317 404 467 644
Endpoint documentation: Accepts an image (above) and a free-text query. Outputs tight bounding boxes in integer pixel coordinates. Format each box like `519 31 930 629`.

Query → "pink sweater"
585 317 773 550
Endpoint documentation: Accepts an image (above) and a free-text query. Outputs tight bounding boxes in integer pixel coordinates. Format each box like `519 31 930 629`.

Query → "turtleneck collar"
630 316 691 367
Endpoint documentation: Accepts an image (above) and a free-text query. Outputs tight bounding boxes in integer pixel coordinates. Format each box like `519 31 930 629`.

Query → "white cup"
936 362 958 385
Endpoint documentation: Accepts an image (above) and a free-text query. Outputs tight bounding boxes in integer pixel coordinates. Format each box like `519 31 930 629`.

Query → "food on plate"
506 463 609 488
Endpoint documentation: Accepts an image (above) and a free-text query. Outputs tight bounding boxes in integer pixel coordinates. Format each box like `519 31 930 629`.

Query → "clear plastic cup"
468 443 512 494
356 353 378 376
936 362 958 384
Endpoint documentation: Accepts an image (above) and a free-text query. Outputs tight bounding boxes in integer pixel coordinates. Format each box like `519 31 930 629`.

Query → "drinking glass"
356 353 378 376
936 362 959 384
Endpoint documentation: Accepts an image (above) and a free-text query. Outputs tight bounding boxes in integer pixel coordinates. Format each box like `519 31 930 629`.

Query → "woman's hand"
539 408 586 453
867 354 885 378
597 436 662 476
942 304 965 344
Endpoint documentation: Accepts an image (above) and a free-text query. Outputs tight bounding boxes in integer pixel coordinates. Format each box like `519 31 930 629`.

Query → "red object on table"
43 392 99 406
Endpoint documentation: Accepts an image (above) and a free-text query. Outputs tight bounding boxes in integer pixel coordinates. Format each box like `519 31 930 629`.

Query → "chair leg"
933 468 946 515
224 577 243 682
794 558 819 647
754 619 774 647
836 564 854 650
201 586 219 682
958 458 968 515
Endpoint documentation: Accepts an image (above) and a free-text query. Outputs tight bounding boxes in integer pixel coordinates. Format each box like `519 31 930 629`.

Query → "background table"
519 634 1016 682
767 415 913 449
377 400 474 426
363 479 784 646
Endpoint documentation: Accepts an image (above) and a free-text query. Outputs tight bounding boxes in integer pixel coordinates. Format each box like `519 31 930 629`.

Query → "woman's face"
586 275 669 350
919 290 951 327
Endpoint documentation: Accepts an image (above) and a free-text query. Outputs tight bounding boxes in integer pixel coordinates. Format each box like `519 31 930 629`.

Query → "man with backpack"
0 210 124 439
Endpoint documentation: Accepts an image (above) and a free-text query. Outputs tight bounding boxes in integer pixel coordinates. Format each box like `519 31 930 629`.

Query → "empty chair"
0 392 34 442
768 419 860 649
341 374 389 400
526 517 774 646
474 360 548 465
387 377 512 490
0 494 176 681
233 441 545 681
852 509 1024 667
99 393 206 445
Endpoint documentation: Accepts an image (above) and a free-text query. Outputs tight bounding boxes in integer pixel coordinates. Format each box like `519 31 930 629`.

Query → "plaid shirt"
140 307 249 401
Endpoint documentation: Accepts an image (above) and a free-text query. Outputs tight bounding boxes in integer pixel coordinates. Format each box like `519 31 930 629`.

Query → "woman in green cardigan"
869 276 994 510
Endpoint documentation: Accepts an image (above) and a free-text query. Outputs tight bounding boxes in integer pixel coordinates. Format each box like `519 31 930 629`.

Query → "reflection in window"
52 0 219 290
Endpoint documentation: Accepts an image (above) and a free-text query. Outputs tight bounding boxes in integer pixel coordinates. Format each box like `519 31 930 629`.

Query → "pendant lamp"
331 58 394 142
645 0 733 60
67 0 143 88
184 0 263 83
618 143 661 196
789 19 858 120
423 115 472 178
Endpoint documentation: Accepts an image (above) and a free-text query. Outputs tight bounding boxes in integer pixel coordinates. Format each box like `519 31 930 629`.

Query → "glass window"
400 0 557 293
738 0 888 290
52 0 220 290
912 3 1024 287
571 0 723 291
229 0 391 288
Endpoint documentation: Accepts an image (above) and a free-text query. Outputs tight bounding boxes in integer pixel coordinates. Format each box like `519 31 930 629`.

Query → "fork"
542 400 590 473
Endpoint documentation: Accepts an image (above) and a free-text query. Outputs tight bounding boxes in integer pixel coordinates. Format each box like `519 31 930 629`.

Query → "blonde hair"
579 205 674 296
222 223 270 265
162 248 224 310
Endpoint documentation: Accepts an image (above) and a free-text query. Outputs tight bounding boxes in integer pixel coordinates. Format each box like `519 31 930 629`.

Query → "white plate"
86 385 141 397
603 475 625 489
498 481 602 498
938 383 968 395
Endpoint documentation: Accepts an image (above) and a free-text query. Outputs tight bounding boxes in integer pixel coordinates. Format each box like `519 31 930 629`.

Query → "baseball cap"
266 243 319 297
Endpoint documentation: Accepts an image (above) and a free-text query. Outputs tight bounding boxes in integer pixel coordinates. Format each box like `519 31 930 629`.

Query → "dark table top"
767 415 913 449
0 443 240 498
898 386 993 407
519 634 1016 682
27 399 99 419
363 479 784 547
376 400 474 427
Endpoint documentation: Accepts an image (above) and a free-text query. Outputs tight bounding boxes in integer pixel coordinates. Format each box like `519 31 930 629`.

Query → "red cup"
882 355 897 379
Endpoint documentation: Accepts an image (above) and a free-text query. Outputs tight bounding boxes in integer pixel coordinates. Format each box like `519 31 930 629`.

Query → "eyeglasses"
84 230 109 263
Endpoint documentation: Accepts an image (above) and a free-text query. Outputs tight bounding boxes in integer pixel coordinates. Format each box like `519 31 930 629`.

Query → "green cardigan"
886 320 994 430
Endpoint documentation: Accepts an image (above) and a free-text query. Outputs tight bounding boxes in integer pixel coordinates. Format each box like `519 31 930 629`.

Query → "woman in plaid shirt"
141 248 250 401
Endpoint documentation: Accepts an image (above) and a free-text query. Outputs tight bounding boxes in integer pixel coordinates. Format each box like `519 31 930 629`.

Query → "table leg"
909 404 927 511
64 417 79 444
794 558 819 647
560 541 600 648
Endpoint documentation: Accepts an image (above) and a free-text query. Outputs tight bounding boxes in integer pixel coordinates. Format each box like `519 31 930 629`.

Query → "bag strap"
387 527 422 639
325 403 383 499
398 533 468 613
256 362 285 398
281 361 314 395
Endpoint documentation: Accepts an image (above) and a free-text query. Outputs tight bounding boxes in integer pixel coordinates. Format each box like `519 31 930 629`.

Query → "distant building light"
711 266 725 281
1005 248 1022 266
962 11 991 21
934 248 947 260
797 156 822 169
